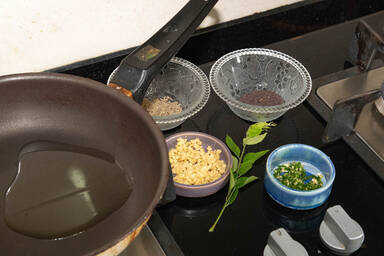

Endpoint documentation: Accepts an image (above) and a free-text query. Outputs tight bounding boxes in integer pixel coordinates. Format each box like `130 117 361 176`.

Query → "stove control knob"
264 228 308 256
319 205 364 255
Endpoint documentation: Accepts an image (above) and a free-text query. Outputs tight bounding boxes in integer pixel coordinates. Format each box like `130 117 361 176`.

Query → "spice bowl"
108 58 210 131
165 132 232 198
109 57 210 131
209 48 312 122
264 144 336 210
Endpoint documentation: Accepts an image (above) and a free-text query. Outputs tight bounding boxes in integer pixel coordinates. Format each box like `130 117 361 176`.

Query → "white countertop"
0 0 303 76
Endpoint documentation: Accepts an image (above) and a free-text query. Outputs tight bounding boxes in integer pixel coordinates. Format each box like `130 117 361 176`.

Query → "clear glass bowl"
209 49 312 122
144 57 210 130
109 57 210 131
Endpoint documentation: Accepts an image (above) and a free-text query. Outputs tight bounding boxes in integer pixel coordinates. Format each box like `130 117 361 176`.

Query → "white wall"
0 0 303 75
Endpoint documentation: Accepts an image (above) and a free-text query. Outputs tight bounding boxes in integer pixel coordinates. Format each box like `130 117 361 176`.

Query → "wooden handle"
107 83 133 98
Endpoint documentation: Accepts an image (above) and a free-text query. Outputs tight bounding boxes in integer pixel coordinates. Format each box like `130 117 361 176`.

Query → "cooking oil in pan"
5 142 133 239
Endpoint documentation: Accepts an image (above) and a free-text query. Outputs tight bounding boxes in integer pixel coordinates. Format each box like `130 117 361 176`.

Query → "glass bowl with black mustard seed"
210 48 312 122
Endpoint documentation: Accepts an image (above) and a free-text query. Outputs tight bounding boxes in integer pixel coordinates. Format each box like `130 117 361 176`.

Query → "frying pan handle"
123 0 218 70
108 0 218 103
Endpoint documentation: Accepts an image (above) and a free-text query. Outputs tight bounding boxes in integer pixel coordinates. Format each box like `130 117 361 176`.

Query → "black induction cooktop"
157 64 384 256
158 11 384 256
53 1 384 255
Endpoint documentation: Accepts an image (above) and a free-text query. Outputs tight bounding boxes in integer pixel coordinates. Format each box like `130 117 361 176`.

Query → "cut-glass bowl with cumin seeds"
143 57 210 131
107 57 210 131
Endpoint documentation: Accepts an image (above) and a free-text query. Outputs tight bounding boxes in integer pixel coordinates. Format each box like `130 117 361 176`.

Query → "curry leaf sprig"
209 122 275 232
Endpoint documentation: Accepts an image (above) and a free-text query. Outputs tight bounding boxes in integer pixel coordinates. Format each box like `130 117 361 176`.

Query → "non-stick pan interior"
0 73 168 255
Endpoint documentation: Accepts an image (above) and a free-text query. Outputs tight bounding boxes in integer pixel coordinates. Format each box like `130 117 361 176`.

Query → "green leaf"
236 176 259 189
246 123 264 138
231 155 239 172
246 126 262 138
238 161 253 176
243 133 267 146
226 135 240 157
246 122 275 138
226 187 239 206
242 150 269 165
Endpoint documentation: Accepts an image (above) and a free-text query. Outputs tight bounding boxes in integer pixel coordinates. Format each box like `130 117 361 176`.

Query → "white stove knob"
319 205 364 255
264 228 308 256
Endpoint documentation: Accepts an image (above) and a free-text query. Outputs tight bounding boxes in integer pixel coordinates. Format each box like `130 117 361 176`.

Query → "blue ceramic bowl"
264 144 335 210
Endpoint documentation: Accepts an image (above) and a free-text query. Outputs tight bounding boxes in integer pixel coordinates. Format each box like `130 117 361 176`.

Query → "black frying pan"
0 1 217 255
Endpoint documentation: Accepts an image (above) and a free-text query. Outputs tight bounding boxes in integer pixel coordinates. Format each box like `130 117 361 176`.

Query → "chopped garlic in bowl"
165 132 232 198
169 138 226 185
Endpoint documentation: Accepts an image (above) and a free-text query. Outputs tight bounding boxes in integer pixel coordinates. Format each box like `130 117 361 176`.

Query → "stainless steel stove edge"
118 210 184 256
307 61 384 181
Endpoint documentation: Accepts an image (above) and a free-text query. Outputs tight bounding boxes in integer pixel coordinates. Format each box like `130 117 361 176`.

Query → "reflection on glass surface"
262 189 328 234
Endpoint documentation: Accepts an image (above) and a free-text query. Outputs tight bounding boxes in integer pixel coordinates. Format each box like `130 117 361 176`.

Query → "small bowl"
264 144 335 210
165 132 232 198
109 57 210 131
209 48 312 122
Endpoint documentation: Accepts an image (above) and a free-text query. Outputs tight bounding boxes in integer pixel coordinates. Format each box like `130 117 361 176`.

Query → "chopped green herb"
273 162 323 191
